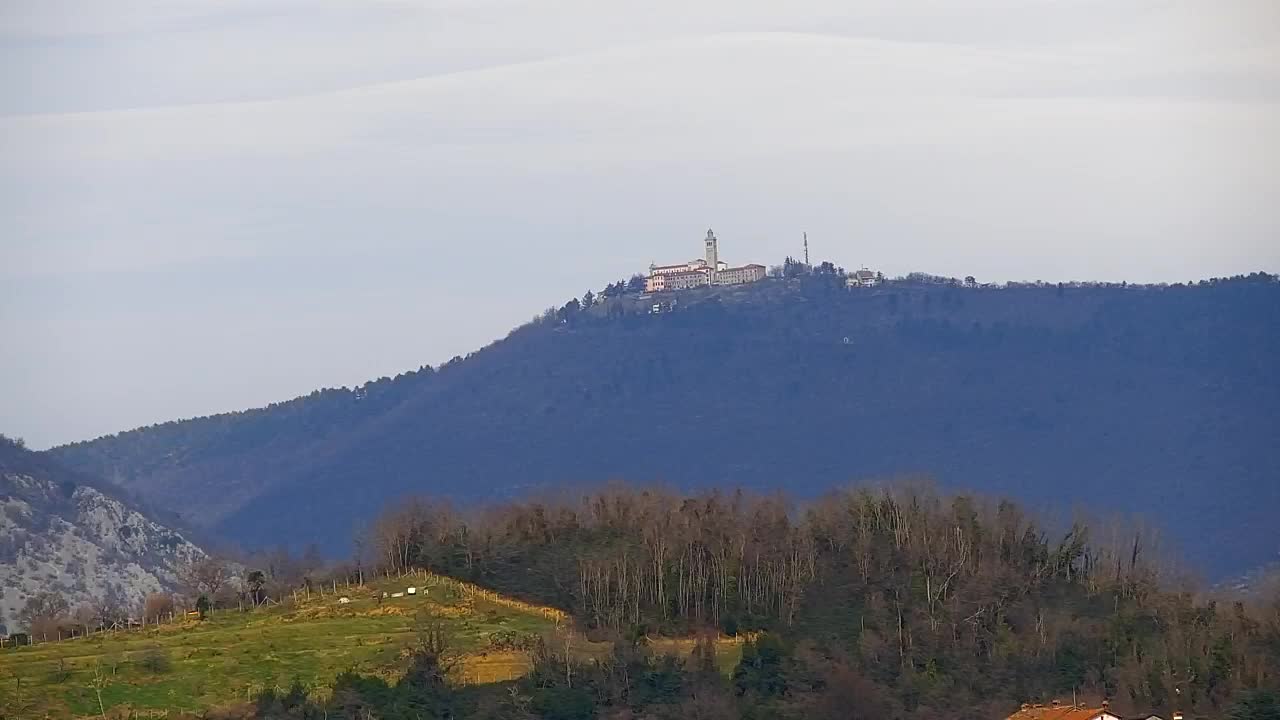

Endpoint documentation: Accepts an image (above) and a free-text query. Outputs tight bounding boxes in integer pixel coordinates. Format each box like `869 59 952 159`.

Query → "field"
0 572 744 717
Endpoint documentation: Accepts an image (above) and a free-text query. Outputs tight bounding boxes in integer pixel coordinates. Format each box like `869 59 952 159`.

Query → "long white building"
646 229 766 293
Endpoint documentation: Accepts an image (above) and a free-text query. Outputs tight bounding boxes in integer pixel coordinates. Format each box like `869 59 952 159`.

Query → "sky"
1 0 1278 449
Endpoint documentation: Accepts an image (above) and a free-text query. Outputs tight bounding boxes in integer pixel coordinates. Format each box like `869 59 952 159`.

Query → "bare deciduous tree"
142 592 174 623
178 556 231 599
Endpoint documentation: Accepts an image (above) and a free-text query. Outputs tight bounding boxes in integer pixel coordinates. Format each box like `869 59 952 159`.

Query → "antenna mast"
803 232 810 266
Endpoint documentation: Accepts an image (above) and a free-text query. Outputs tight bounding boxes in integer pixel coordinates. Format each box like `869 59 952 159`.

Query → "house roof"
1007 704 1115 720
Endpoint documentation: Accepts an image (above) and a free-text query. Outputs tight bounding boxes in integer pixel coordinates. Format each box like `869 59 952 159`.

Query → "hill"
332 482 1280 719
0 568 744 717
7 482 1274 719
47 273 1280 579
0 435 204 636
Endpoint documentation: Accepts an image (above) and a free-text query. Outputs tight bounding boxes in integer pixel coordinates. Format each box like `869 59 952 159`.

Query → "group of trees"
15 587 142 643
363 490 817 633
770 256 847 280
598 277 646 299
357 484 1280 718
179 545 341 616
235 626 891 720
11 587 172 644
537 273 655 327
232 606 1280 720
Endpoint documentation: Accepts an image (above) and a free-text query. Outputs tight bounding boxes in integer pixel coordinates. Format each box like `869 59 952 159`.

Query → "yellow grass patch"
645 633 754 675
457 650 535 684
647 632 756 655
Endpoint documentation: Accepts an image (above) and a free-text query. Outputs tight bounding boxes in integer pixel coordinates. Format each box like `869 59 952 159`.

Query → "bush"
139 647 172 674
531 686 594 720
487 629 540 652
720 614 739 637
49 657 72 683
1230 690 1280 720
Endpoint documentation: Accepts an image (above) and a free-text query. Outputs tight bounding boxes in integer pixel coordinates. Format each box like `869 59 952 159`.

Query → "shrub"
49 657 72 683
139 647 172 674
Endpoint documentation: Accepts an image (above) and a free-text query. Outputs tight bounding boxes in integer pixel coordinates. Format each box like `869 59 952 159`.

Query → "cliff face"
0 439 203 634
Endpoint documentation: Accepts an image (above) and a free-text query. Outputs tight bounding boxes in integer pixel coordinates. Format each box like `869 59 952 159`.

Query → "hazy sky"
2 0 1278 448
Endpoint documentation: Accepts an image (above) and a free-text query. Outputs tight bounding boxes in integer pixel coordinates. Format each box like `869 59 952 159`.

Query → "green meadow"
0 573 558 717
0 572 744 718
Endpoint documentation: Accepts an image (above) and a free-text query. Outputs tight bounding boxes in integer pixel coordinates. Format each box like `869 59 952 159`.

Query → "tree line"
236 633 1280 720
354 483 1280 718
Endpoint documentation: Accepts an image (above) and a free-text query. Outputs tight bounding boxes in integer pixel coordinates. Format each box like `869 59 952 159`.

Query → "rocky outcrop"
0 438 204 634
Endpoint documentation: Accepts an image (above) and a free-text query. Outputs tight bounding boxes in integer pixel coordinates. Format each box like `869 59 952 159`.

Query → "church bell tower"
704 228 719 271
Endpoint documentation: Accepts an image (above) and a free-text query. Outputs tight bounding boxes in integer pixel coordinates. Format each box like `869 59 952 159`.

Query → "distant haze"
2 0 1278 448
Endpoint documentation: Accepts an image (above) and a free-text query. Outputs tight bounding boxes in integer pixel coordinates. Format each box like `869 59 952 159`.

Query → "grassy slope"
0 572 744 717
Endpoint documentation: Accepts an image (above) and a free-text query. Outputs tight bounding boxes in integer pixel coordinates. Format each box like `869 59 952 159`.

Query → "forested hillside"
186 484 1280 719
337 483 1280 719
48 273 1280 579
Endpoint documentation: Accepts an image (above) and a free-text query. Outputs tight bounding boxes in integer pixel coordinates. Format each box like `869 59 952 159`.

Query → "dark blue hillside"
50 275 1280 579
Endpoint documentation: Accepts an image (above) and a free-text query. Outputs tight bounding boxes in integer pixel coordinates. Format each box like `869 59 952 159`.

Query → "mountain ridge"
46 273 1280 579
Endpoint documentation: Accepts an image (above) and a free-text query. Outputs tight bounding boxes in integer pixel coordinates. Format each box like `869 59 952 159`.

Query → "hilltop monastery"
645 229 767 293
